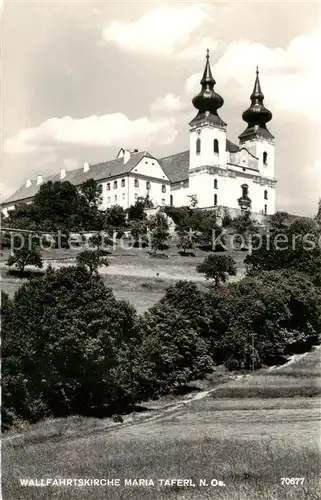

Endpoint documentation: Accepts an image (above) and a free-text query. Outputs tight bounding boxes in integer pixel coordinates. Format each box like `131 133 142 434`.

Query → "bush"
6 238 43 273
1 266 140 429
205 270 321 368
139 303 213 395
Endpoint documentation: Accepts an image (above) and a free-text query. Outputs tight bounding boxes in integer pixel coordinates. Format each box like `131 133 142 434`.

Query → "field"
2 348 321 500
0 247 247 313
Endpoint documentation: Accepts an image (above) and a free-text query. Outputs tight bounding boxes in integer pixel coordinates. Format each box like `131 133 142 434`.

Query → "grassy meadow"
2 349 321 500
0 246 247 313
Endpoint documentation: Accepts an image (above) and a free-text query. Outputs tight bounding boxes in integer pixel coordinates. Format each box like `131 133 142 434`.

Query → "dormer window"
196 137 201 155
263 151 268 165
214 139 219 154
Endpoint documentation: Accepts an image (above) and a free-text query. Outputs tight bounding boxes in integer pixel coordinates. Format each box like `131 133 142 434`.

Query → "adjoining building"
2 51 276 218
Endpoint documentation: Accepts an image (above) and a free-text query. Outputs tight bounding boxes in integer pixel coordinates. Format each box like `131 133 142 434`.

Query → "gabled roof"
2 151 154 206
159 151 190 183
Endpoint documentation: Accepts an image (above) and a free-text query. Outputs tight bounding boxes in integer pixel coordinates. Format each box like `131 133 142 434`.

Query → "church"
2 51 276 218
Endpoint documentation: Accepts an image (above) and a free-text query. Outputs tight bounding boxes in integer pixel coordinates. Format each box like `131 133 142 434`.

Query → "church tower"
239 67 275 180
189 50 227 207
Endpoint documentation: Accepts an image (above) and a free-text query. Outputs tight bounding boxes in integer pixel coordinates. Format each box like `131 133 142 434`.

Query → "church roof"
159 151 190 183
2 150 152 206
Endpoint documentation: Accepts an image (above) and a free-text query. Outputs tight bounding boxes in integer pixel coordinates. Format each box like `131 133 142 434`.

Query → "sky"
1 0 321 216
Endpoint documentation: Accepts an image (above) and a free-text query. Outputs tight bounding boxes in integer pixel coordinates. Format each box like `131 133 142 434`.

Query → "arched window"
263 151 268 165
214 139 219 154
214 194 218 206
196 137 201 155
264 204 267 215
264 190 268 200
214 179 218 189
170 194 173 206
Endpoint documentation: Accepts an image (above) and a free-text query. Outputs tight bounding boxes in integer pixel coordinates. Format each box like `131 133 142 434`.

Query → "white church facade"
2 52 276 218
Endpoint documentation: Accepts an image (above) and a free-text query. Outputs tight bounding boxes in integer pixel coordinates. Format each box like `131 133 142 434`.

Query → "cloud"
185 32 321 120
178 37 221 60
101 5 212 56
150 93 188 114
4 113 178 154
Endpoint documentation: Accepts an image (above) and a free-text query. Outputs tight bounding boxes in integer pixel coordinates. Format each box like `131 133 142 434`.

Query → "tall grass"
3 436 320 500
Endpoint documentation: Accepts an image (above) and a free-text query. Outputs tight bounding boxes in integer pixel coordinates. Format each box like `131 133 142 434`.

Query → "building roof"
2 150 153 206
3 139 241 206
159 151 190 183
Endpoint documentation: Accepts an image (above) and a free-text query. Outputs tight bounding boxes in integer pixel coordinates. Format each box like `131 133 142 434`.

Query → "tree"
1 265 140 428
139 303 213 394
129 220 149 247
127 196 153 221
105 205 127 230
148 213 170 254
231 212 259 249
205 270 321 368
88 232 112 251
269 211 290 231
176 228 197 254
245 216 321 285
76 250 108 276
79 179 102 208
187 194 198 208
197 254 237 286
6 237 43 273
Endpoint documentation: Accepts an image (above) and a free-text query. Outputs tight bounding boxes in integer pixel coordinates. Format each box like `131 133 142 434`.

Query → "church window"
107 183 110 191
162 184 166 193
214 179 218 189
113 181 118 189
214 139 219 154
121 178 125 187
263 151 268 165
214 194 218 206
264 190 268 200
134 178 139 187
196 137 201 155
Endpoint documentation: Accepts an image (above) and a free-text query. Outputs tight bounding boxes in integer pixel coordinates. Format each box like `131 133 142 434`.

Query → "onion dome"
239 67 274 142
190 50 226 128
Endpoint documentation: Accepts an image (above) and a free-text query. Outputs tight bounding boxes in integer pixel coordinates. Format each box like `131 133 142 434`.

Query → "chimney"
123 150 131 164
25 179 32 188
83 162 90 172
36 175 43 185
60 168 66 179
